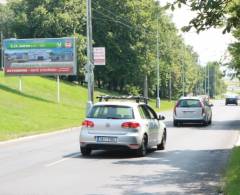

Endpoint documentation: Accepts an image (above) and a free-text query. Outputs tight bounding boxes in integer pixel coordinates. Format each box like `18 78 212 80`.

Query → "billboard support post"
19 76 22 92
57 75 60 103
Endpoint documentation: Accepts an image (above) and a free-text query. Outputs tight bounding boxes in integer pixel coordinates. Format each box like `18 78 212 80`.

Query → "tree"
1 0 205 99
168 0 240 33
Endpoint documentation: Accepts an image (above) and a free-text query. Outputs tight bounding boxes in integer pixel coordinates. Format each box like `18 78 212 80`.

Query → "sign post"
19 76 22 92
57 75 60 103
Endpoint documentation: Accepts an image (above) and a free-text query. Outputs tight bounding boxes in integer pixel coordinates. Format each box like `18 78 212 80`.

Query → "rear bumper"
173 115 205 124
225 99 238 104
80 143 135 150
174 119 204 124
80 130 141 150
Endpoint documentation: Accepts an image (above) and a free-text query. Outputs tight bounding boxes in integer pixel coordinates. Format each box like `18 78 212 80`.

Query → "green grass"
0 71 174 141
223 146 240 195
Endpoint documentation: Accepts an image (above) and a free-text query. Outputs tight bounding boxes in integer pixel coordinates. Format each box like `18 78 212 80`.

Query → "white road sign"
93 47 105 65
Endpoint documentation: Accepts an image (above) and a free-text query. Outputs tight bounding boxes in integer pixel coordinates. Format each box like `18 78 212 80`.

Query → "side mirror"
209 104 214 107
158 115 165 120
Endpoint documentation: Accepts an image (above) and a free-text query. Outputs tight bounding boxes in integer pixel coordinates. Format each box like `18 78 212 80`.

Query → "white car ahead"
80 96 167 157
173 96 213 126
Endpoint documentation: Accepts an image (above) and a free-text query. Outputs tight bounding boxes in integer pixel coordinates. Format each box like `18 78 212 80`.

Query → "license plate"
96 136 117 143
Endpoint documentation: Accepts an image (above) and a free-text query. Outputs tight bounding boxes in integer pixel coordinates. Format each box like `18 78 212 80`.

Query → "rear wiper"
106 117 121 119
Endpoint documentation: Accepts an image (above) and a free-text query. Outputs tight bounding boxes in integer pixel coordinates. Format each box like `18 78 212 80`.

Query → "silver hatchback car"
173 96 213 126
80 96 167 157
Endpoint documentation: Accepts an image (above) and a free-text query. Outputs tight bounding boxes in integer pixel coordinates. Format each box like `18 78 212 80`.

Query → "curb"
0 126 81 146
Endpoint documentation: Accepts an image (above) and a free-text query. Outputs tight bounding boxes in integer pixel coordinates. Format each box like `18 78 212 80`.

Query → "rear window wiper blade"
106 117 121 119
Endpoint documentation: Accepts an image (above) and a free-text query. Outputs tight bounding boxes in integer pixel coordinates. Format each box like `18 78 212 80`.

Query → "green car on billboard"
3 37 77 76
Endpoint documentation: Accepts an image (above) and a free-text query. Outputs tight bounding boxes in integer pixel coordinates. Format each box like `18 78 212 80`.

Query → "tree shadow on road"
66 148 230 194
103 149 230 194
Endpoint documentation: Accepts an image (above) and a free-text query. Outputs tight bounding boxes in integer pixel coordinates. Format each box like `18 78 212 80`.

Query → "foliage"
168 0 240 34
0 0 227 100
205 62 227 97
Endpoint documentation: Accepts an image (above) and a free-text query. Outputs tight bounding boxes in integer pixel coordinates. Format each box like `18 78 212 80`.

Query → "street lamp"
156 12 160 108
0 31 3 70
207 64 210 96
182 47 185 97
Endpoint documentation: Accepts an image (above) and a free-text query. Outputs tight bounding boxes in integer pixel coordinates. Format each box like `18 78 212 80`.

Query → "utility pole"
86 0 94 114
182 66 185 96
215 66 217 97
182 46 185 97
156 13 160 108
1 31 3 70
205 66 207 95
169 70 172 101
207 65 210 96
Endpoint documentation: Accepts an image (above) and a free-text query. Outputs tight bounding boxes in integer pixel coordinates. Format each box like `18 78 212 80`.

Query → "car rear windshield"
177 99 201 108
88 105 134 119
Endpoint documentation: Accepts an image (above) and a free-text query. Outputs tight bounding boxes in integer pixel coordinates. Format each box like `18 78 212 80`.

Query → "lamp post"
86 0 94 114
156 13 160 108
207 64 210 96
1 31 3 70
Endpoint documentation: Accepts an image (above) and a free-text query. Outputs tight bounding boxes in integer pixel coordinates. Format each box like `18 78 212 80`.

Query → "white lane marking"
45 153 80 167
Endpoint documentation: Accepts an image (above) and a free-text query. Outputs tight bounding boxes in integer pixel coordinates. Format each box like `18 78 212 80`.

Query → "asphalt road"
0 100 239 195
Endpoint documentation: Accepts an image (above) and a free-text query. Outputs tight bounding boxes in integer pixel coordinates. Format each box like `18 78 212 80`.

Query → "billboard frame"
3 37 77 76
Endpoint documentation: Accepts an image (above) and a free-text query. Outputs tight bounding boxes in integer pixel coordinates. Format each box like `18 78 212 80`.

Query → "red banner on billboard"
5 67 73 75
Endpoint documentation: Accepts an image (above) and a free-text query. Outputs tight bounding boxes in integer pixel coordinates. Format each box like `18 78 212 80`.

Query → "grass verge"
223 146 240 195
0 72 174 141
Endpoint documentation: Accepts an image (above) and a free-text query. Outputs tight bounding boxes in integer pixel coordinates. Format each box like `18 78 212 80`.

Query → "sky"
160 1 235 66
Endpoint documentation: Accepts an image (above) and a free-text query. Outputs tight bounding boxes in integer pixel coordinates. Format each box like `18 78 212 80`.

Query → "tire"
80 147 91 156
137 135 148 157
157 129 167 150
208 118 212 125
202 119 208 126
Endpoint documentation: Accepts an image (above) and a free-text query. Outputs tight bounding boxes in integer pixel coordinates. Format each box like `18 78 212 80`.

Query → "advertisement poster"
3 37 77 76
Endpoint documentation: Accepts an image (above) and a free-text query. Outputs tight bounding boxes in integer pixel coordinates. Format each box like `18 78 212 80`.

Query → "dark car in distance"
225 95 238 105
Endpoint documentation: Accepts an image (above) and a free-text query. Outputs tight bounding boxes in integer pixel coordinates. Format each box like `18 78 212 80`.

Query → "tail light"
174 101 180 115
82 120 94 128
121 122 140 129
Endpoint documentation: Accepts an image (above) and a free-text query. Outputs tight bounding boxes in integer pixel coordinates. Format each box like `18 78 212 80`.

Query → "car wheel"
137 135 148 157
80 147 91 156
202 120 208 126
208 117 212 125
208 118 212 125
157 129 167 150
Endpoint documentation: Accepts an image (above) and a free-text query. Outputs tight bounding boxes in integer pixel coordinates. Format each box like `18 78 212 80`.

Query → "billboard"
3 37 77 76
